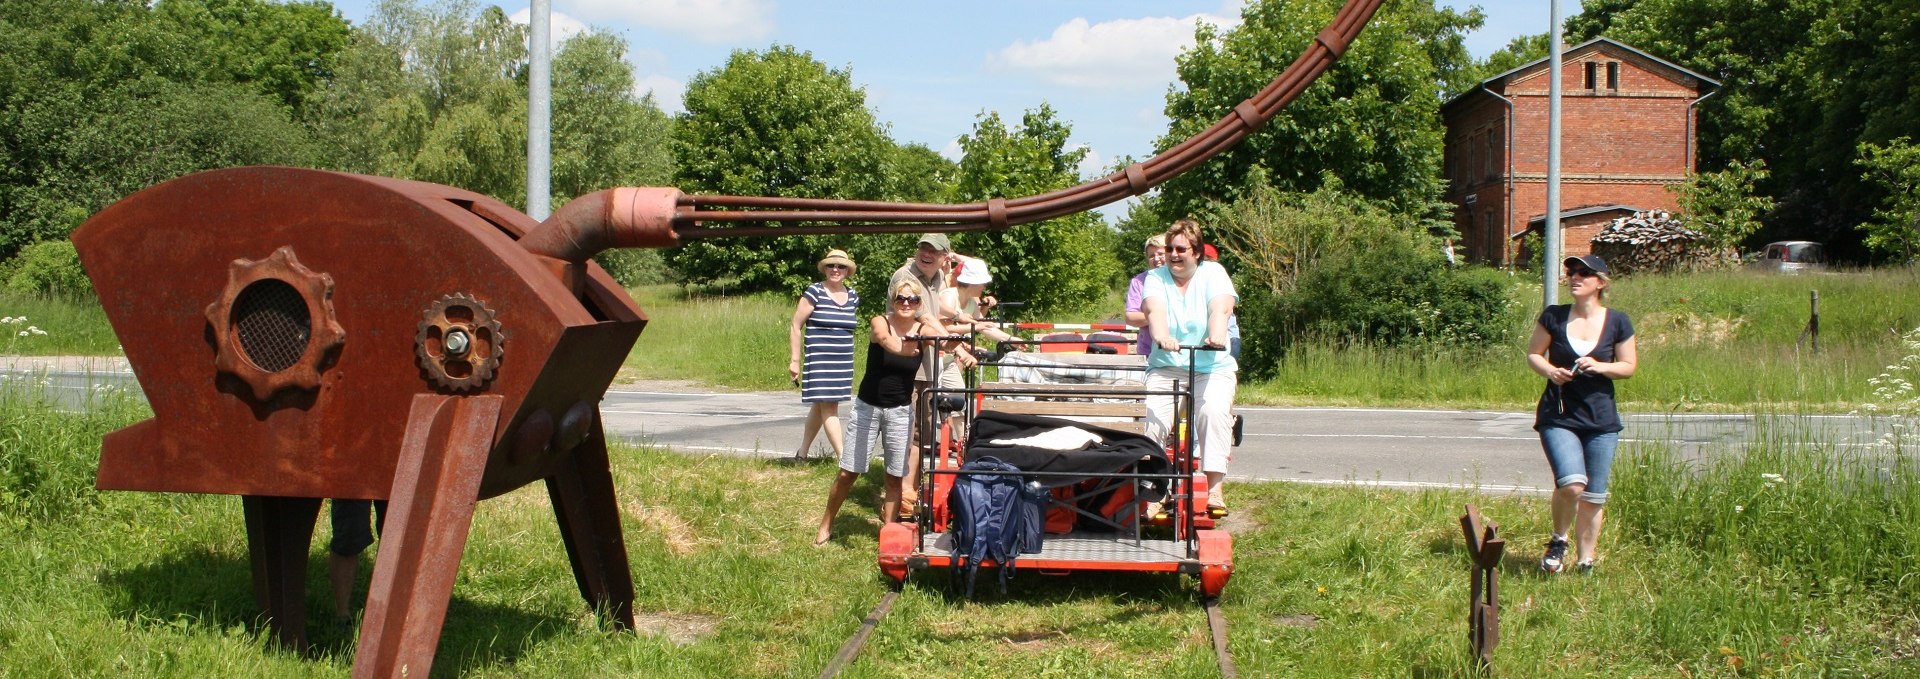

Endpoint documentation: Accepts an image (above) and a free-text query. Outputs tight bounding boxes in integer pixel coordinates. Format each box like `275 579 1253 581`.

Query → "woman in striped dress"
788 249 860 460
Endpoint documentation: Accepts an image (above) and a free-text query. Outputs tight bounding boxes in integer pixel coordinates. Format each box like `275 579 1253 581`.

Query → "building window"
1483 134 1495 179
1607 61 1620 90
1584 61 1598 90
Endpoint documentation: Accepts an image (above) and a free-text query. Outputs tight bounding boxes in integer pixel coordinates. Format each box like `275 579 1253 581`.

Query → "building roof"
1443 36 1721 112
1512 204 1644 239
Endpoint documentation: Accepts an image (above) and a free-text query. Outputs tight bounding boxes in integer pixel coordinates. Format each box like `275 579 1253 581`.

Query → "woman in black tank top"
815 282 975 546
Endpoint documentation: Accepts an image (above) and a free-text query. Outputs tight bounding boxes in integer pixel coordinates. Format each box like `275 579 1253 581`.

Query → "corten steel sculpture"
69 0 1384 675
1460 504 1505 667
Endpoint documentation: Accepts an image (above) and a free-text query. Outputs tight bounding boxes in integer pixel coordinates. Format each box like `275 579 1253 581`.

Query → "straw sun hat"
817 249 856 275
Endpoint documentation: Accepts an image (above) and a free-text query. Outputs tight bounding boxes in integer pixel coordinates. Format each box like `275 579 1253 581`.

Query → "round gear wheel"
415 293 504 393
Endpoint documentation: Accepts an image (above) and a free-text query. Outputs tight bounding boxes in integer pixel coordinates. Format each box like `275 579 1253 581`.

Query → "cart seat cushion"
966 411 1169 487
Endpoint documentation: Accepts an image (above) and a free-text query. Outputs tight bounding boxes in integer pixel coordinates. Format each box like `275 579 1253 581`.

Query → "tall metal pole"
1543 0 1563 306
527 0 552 220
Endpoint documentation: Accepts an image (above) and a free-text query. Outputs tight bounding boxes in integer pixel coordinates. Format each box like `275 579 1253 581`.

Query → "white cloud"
565 0 774 44
989 10 1239 90
508 8 590 50
939 139 964 163
635 74 686 114
1074 145 1105 179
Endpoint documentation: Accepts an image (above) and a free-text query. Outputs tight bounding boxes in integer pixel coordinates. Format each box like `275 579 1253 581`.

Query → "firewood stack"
1588 210 1733 274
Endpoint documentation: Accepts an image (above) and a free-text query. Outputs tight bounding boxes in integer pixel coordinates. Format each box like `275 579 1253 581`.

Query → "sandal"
1207 505 1230 519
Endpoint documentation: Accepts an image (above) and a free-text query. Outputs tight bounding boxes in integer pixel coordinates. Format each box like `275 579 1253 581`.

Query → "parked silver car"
1751 240 1827 273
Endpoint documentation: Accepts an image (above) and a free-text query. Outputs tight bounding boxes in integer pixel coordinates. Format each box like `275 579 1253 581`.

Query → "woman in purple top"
1124 234 1168 355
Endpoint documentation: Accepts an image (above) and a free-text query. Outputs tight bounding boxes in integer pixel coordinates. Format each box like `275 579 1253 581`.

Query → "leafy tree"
1566 0 1920 259
150 0 351 113
667 44 896 294
1856 138 1920 262
1212 182 1516 375
1155 0 1481 224
1670 158 1775 256
550 31 672 201
305 0 529 202
952 106 1121 317
0 0 346 259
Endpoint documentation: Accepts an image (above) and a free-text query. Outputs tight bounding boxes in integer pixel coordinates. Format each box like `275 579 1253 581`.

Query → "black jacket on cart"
964 411 1172 489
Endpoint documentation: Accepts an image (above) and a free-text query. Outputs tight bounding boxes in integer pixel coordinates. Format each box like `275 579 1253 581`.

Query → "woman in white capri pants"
1142 218 1237 516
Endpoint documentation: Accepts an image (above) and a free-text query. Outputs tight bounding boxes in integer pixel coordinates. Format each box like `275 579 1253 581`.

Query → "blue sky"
324 0 1564 186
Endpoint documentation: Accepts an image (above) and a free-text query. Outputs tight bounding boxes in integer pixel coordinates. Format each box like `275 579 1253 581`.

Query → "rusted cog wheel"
415 293 504 393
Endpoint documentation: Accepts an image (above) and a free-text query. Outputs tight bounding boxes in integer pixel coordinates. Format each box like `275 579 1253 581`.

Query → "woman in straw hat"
788 249 860 460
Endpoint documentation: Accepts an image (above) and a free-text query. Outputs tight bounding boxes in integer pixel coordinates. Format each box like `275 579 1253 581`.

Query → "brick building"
1440 37 1719 266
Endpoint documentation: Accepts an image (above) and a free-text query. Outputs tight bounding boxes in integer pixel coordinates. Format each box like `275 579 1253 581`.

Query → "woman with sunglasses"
816 282 973 545
789 249 859 461
1526 254 1638 574
1142 218 1238 517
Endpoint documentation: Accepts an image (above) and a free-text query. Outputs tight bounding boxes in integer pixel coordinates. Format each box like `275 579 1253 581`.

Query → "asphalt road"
6 356 1899 495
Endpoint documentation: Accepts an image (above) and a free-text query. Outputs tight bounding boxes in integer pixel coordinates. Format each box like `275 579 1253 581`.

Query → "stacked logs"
1588 210 1733 274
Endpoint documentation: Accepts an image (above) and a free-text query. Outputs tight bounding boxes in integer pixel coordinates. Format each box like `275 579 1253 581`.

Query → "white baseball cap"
955 256 992 285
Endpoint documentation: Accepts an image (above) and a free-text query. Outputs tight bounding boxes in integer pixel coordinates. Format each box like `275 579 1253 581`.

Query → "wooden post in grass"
1797 290 1820 353
1460 504 1504 667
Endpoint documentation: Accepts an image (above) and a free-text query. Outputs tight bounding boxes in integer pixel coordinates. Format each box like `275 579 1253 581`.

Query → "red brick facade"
1441 38 1718 266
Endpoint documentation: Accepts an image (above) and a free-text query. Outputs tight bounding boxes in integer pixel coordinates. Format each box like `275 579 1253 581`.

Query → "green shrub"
592 248 675 288
1213 183 1521 377
3 240 92 298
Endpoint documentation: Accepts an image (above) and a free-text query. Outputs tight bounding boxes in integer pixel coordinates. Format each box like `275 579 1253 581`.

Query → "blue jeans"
1539 427 1620 505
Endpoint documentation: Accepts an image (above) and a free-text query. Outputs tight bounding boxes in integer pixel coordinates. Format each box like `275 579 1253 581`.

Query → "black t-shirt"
858 340 922 408
1533 305 1635 433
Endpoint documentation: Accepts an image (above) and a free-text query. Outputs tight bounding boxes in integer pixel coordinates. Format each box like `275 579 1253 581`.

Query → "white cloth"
991 426 1105 450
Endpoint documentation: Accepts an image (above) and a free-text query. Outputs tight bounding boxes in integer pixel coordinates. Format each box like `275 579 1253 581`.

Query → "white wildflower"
16 331 25 337
1735 505 1744 513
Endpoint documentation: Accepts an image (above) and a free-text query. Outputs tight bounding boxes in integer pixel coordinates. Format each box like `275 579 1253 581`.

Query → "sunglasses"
823 263 849 271
1567 267 1597 278
1169 245 1193 254
893 295 922 304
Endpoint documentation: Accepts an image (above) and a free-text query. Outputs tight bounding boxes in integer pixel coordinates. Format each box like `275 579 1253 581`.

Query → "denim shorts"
1539 426 1620 505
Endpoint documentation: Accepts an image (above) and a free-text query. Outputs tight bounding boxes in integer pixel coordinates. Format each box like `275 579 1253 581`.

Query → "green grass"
0 290 119 355
6 378 1920 677
1247 267 1920 411
10 269 1920 411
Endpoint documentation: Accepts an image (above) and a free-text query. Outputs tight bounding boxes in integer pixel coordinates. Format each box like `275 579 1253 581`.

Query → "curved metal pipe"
520 186 683 262
518 0 1386 260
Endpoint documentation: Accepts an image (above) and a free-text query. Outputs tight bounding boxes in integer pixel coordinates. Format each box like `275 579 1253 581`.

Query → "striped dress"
800 282 859 403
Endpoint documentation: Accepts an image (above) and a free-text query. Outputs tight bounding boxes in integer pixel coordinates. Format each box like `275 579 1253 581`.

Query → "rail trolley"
875 324 1234 598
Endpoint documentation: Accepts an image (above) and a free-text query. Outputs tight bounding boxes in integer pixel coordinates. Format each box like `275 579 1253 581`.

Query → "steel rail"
1206 597 1239 679
816 588 901 678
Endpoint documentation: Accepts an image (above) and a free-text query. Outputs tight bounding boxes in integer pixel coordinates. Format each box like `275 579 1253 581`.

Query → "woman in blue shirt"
1526 254 1638 574
1142 219 1238 516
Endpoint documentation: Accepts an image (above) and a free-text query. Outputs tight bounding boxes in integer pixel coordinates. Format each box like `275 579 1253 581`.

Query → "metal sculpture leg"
1460 504 1504 667
546 417 637 630
353 394 502 679
242 495 323 651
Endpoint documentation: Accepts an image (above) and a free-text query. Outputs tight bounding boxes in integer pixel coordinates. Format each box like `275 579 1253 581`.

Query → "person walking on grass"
789 249 860 461
1527 254 1638 574
815 282 973 546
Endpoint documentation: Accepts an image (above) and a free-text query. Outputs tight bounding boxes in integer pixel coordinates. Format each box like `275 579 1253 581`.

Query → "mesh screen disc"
232 279 311 372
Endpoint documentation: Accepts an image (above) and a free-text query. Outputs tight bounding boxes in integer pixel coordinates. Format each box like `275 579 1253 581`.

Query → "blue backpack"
949 456 1046 598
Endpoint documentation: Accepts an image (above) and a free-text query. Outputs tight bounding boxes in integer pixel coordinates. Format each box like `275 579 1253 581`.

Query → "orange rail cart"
878 327 1232 598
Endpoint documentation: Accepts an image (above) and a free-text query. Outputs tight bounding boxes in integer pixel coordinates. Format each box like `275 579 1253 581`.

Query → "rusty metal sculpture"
1460 504 1505 667
69 0 1384 675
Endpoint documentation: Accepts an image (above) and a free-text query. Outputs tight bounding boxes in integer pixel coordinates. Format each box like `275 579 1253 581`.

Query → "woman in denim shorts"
1526 254 1637 573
